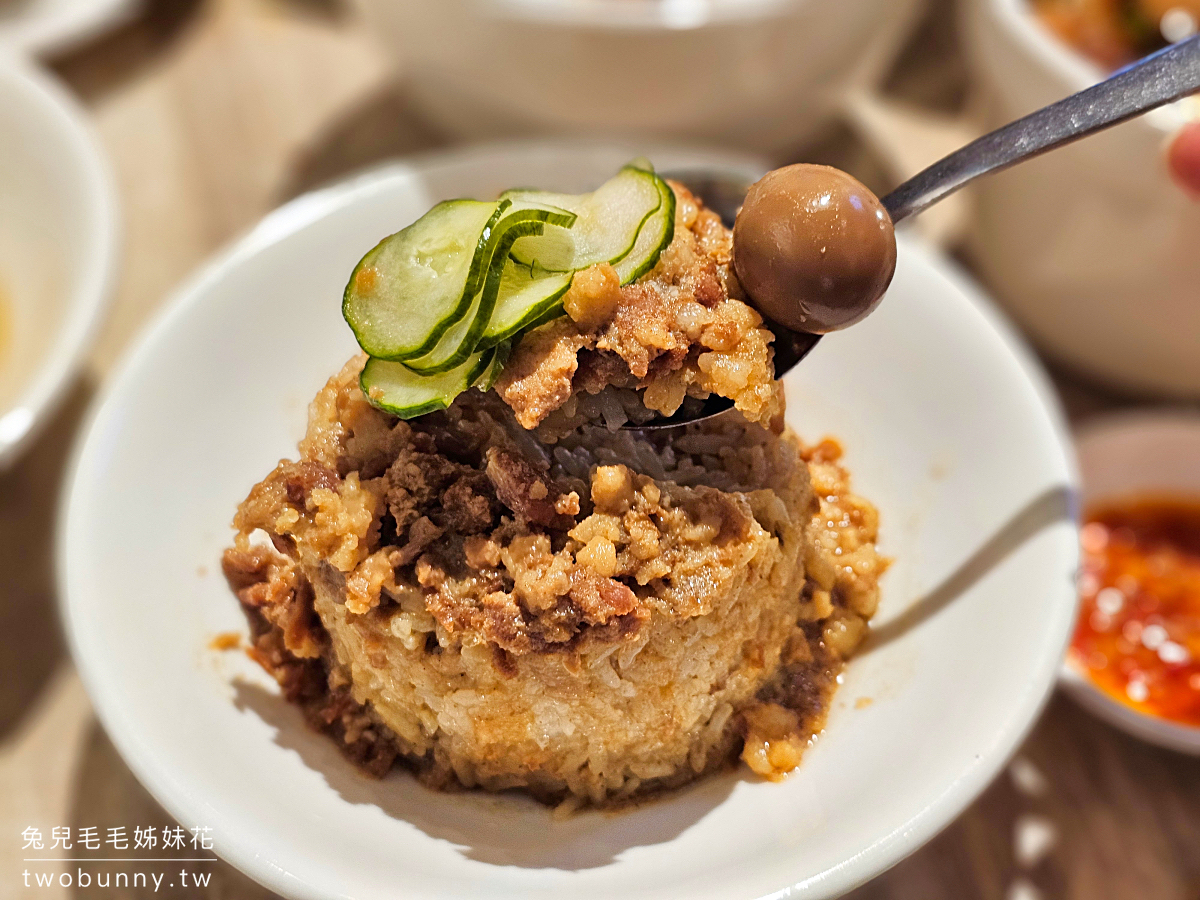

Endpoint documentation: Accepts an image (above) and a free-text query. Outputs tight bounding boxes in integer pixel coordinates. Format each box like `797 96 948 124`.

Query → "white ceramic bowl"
0 0 138 56
60 143 1079 900
349 0 926 154
0 58 117 468
1061 410 1200 755
961 0 1200 397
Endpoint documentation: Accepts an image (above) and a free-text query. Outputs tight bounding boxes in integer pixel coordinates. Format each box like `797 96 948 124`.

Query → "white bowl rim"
1072 405 1200 449
0 57 119 469
1060 663 1200 753
481 0 807 29
58 140 1081 900
0 0 137 58
1058 406 1200 754
984 0 1188 134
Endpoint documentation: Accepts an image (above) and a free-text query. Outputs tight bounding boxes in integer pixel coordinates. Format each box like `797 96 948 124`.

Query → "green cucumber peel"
403 217 547 375
361 346 497 419
613 175 675 285
504 165 662 273
343 198 510 361
474 340 512 391
477 258 573 350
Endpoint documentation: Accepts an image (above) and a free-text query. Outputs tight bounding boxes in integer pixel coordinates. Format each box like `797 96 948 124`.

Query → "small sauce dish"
0 58 118 468
1062 409 1200 754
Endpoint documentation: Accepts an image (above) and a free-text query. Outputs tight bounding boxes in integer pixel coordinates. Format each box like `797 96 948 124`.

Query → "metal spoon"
634 33 1200 430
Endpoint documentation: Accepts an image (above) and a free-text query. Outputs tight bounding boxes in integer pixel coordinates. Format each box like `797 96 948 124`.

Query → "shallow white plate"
0 0 137 57
0 58 117 468
60 143 1079 900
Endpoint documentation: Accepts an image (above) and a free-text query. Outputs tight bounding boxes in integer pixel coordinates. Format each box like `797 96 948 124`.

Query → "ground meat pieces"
480 590 529 651
388 516 443 567
497 181 782 429
386 445 498 537
283 461 340 505
439 473 497 534
485 447 576 528
573 350 637 396
597 279 682 379
568 570 638 624
384 446 459 530
222 543 325 659
495 320 589 430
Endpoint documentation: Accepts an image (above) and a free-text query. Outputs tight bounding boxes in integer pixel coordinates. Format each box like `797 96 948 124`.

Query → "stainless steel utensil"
634 34 1200 429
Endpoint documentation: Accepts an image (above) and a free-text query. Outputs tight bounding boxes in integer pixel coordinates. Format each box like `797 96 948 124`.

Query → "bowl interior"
61 144 1079 900
485 0 793 28
0 0 136 56
1075 411 1200 506
0 62 114 464
981 0 1194 131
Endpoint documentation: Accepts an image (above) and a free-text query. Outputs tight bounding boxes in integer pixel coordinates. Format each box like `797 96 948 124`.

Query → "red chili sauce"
1071 496 1200 727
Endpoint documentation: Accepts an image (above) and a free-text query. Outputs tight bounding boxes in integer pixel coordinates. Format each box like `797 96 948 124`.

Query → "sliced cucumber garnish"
361 347 496 419
504 165 662 273
614 175 675 285
399 284 489 375
507 224 576 272
474 340 511 391
479 167 676 344
403 218 548 375
343 199 507 361
345 163 681 419
478 261 573 349
401 205 574 375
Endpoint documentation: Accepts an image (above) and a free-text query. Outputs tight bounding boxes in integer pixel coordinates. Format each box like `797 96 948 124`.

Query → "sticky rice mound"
224 356 884 806
222 180 885 807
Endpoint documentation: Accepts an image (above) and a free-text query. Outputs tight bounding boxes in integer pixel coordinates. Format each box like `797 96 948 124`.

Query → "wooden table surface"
2 1 1198 898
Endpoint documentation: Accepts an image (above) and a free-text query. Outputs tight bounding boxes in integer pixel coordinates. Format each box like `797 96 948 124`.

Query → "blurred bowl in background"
1061 410 1200 754
961 0 1200 397
349 0 926 154
0 0 139 57
0 58 117 468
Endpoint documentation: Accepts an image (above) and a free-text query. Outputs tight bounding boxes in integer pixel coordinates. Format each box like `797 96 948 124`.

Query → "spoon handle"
882 34 1200 223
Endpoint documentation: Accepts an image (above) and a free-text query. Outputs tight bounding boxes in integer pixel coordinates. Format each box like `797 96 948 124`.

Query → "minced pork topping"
219 178 885 806
496 181 782 430
223 357 886 802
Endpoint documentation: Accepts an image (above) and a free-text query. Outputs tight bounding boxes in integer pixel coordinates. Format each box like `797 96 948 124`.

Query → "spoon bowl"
634 34 1200 429
634 170 823 430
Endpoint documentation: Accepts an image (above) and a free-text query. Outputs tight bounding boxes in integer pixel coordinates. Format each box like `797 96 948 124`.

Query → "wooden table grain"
2 1 1197 898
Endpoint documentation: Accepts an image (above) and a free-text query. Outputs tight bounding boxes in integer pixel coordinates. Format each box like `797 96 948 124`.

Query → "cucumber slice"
474 340 511 391
403 218 547 374
613 175 676 285
343 199 508 361
478 170 675 347
347 164 678 421
402 206 573 375
507 224 576 272
478 261 573 349
504 165 662 273
361 347 496 419
400 287 488 375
